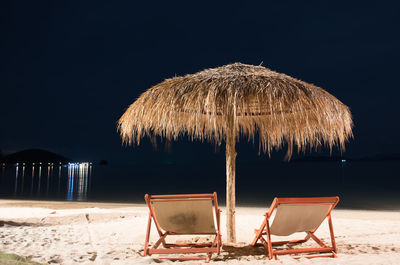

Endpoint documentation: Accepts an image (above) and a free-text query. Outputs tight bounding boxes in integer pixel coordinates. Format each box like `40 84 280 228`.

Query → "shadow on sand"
214 245 267 261
0 220 39 227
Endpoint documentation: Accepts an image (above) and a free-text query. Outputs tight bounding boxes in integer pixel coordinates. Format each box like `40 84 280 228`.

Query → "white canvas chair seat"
269 203 333 236
151 199 216 234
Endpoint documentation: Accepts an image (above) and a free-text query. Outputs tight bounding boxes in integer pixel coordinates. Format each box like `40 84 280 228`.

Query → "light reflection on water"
21 165 25 193
1 163 92 201
14 165 19 194
58 165 61 193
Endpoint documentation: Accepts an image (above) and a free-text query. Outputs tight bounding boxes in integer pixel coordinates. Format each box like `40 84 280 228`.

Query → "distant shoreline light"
68 162 91 166
5 162 93 167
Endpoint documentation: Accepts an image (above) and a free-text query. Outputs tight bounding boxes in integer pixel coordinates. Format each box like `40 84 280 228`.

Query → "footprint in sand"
87 252 97 261
48 255 62 264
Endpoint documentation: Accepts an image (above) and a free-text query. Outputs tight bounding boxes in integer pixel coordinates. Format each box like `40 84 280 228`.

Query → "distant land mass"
0 149 71 164
292 153 400 162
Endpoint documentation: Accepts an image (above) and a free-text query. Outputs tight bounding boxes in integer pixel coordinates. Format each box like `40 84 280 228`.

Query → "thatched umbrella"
118 63 353 243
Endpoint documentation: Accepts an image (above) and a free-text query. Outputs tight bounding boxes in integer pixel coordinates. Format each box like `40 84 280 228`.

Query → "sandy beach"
1 199 400 265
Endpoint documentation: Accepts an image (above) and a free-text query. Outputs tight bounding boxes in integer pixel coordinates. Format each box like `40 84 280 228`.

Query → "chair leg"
144 213 152 256
265 219 274 260
218 234 222 254
252 217 274 259
214 234 222 254
206 252 212 263
328 214 338 254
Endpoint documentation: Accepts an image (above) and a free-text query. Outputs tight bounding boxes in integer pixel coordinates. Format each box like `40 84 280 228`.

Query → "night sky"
2 1 400 163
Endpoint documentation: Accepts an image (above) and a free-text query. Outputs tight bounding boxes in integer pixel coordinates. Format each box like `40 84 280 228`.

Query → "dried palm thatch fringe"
118 63 353 160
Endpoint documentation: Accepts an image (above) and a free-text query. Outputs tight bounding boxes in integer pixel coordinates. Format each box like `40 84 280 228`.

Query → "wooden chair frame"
251 197 339 260
144 193 222 263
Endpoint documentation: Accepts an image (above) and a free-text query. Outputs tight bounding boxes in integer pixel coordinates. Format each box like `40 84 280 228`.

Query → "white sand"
1 201 400 265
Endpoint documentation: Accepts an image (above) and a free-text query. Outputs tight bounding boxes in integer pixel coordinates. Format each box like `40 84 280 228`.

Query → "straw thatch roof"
118 63 353 159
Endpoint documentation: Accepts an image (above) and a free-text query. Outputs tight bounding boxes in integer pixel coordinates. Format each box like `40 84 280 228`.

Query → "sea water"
0 160 399 209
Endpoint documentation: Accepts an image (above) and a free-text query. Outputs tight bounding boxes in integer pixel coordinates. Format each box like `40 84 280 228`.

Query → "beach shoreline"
0 199 143 210
1 199 400 264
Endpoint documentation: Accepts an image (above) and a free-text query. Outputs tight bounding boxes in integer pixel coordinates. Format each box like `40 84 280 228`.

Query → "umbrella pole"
226 118 237 243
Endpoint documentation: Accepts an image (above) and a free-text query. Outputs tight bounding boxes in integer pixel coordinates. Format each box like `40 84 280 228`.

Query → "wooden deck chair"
251 197 339 260
144 193 222 263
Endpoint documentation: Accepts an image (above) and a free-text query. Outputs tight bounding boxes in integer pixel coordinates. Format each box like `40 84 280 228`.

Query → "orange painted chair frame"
144 193 222 263
251 197 339 260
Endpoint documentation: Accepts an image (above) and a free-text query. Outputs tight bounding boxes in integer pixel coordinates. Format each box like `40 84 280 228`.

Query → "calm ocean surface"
1 161 399 209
